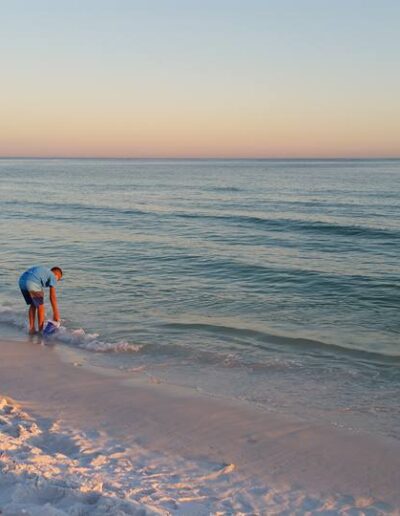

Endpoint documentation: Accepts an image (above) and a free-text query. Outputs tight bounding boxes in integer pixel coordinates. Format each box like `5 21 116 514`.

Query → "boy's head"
51 266 63 281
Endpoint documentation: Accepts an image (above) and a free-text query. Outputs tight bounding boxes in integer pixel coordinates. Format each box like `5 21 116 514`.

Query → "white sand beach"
1 336 400 515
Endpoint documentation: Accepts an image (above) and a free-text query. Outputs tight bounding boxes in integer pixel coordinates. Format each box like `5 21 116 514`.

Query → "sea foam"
0 304 142 354
55 326 142 353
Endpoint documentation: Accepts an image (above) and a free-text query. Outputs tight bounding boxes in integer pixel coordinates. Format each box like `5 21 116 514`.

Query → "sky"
1 0 399 158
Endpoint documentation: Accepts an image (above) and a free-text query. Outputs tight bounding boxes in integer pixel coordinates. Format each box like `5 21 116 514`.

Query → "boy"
19 266 63 334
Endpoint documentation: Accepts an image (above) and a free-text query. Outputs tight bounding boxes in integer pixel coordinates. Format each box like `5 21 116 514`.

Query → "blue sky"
1 0 399 157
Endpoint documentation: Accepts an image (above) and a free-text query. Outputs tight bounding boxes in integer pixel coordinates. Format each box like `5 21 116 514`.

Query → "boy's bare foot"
28 328 37 335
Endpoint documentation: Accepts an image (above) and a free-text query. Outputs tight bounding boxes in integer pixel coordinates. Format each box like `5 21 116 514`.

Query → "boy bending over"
19 265 63 334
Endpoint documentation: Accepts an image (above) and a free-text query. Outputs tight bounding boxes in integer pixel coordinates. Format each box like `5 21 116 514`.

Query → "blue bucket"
43 320 60 336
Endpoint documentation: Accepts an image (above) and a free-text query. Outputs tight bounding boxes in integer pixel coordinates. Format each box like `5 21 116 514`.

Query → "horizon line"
0 156 400 161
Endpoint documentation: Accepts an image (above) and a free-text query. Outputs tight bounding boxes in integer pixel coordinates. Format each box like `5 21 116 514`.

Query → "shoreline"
1 336 400 514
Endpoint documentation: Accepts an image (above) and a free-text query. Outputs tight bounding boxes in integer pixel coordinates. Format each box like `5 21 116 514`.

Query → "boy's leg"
20 287 34 332
28 305 36 334
37 304 45 332
29 290 45 332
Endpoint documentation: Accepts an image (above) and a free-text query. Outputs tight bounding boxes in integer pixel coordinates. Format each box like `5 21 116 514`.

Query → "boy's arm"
49 286 60 322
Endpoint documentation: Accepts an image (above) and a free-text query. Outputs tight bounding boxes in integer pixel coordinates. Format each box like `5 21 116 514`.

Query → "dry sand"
1 336 399 515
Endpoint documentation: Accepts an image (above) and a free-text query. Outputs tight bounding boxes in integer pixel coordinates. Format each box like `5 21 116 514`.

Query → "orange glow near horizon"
1 102 399 159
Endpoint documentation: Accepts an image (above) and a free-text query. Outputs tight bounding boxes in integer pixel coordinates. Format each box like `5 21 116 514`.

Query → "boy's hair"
51 266 63 278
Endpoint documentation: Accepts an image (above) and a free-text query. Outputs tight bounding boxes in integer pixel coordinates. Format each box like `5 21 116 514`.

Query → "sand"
1 336 400 515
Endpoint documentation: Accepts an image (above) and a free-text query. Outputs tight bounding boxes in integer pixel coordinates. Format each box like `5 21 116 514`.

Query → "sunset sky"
1 0 399 158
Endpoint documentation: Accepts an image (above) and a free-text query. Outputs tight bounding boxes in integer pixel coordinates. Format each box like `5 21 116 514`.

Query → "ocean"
1 158 399 440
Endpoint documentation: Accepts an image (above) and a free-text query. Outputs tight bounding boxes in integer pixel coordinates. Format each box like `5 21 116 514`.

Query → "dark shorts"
19 278 44 307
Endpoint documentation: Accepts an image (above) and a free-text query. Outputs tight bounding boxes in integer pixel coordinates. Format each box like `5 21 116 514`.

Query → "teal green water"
1 158 399 438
